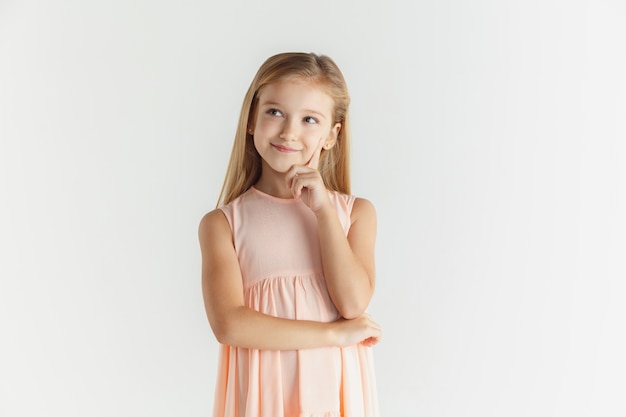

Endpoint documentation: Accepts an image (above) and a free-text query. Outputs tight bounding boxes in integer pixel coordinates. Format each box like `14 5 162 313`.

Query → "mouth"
271 144 300 153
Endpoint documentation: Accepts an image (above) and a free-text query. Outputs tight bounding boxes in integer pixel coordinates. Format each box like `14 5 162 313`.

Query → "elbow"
212 325 231 345
340 309 366 320
338 302 369 320
210 322 228 345
210 315 238 346
336 286 374 319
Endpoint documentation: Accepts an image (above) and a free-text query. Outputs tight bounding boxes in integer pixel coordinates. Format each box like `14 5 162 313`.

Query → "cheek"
303 125 329 143
255 118 280 135
302 134 320 148
252 132 267 152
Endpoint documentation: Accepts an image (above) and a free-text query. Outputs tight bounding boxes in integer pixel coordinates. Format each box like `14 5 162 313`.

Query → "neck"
254 174 294 199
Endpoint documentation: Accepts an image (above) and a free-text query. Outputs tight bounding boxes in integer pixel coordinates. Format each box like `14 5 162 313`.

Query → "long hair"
216 52 352 207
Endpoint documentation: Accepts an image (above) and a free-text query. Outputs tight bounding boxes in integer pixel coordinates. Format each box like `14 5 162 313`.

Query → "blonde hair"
216 52 352 207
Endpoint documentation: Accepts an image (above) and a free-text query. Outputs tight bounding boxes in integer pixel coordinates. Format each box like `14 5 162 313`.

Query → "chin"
265 161 297 174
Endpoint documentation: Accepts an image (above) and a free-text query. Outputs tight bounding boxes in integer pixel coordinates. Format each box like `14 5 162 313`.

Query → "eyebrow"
260 101 327 120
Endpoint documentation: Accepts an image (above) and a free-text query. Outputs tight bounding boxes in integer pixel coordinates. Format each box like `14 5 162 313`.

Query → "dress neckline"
250 186 300 203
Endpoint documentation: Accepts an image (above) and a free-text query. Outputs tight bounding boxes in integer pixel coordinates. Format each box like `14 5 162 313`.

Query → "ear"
323 123 341 150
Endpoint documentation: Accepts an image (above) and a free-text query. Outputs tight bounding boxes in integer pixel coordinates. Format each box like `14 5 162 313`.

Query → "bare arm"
199 208 380 350
315 197 376 319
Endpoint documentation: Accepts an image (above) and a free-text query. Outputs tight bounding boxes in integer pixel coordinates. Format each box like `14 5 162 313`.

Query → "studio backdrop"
1 1 624 416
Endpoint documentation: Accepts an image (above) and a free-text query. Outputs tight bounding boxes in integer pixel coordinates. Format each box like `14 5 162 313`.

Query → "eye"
267 108 283 117
304 116 318 124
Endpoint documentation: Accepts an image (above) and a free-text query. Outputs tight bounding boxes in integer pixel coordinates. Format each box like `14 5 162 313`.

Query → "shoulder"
350 197 377 226
199 208 228 230
201 189 253 231
327 190 376 226
198 208 232 248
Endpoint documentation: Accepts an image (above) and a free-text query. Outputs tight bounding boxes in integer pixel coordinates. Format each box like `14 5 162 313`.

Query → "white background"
1 1 625 416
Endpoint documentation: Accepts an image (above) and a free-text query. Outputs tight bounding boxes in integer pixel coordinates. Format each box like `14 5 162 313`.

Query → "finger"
291 174 303 199
285 167 309 198
290 172 318 199
361 336 380 347
285 164 314 184
285 165 306 191
306 137 326 169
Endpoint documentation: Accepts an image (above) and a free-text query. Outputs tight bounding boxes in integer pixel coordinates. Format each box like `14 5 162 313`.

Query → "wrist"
325 320 339 346
326 319 346 347
314 204 336 221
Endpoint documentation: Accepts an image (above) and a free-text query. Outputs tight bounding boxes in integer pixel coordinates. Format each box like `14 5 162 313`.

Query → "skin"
199 79 381 350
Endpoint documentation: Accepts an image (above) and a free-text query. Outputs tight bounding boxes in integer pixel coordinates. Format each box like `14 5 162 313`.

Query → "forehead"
258 80 335 113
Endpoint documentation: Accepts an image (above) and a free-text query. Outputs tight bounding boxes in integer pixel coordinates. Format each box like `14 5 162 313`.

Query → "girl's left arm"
287 142 376 320
315 197 377 319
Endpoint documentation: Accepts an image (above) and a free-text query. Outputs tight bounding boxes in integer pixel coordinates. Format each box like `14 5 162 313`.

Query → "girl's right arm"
199 209 381 350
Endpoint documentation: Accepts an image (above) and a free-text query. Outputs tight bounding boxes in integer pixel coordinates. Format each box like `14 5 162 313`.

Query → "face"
250 79 341 175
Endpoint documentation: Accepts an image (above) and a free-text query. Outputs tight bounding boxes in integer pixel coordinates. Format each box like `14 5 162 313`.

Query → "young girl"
199 52 381 417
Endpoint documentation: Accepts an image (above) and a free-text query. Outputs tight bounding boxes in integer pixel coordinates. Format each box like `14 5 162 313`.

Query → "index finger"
306 137 326 169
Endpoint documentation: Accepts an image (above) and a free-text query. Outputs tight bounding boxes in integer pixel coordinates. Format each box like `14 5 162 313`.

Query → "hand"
331 313 382 348
285 137 331 214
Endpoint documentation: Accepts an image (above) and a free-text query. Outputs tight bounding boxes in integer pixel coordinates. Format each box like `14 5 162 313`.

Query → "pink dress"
213 186 378 417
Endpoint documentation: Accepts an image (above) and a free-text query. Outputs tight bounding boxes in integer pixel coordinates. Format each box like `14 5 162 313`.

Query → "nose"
279 118 298 141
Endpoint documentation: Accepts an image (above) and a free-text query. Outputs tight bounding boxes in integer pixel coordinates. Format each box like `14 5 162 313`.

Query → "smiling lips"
271 144 300 153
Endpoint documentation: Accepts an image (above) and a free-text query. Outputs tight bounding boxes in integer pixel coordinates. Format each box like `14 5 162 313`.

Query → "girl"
199 52 381 417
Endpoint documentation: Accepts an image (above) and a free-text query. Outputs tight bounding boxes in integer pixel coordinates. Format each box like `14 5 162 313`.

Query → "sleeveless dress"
213 186 378 417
